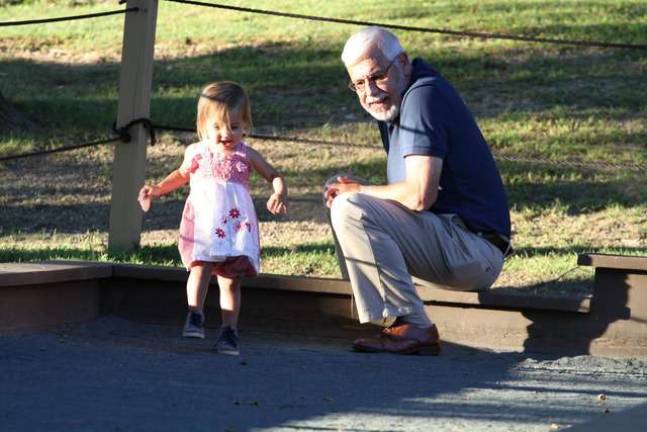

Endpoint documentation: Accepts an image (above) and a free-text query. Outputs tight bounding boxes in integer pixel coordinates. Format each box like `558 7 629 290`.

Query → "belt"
481 233 512 257
453 216 512 258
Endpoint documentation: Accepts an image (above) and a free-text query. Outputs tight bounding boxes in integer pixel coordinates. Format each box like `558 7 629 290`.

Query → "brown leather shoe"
352 323 441 356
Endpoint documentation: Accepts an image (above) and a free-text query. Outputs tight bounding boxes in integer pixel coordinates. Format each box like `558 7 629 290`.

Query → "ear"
397 51 410 67
397 52 412 78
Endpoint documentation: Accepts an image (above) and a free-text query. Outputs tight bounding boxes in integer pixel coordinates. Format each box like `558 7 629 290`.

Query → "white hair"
341 26 404 66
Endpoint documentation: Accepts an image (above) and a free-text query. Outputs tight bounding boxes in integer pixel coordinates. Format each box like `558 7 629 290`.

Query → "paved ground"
2 316 647 432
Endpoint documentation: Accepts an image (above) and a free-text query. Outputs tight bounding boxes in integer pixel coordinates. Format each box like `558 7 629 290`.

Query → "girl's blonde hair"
196 81 253 141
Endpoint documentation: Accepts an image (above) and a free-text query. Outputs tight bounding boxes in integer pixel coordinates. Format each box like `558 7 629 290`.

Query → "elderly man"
325 26 511 355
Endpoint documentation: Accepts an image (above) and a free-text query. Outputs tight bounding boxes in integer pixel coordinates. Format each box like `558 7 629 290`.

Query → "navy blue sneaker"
182 311 205 339
215 326 239 355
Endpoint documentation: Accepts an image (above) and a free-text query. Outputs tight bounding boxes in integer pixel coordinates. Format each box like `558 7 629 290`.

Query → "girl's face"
205 108 245 150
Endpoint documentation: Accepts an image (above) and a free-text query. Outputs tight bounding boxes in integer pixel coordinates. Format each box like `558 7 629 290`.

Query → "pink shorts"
189 256 257 279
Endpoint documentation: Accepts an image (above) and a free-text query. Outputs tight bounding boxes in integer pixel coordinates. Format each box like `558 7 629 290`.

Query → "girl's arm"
140 169 189 200
247 146 288 215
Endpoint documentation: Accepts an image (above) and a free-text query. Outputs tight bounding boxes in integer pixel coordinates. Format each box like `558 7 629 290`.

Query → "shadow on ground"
2 316 647 431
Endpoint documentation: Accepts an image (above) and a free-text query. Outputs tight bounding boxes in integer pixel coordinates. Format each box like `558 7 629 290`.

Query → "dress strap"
236 141 249 158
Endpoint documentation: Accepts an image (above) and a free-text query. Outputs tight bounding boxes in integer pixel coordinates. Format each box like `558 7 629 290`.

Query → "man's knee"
330 192 363 233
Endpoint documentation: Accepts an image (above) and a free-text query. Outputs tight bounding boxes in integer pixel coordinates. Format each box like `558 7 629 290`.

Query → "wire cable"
0 119 156 163
0 137 121 163
153 124 378 149
0 7 138 27
153 123 646 173
113 118 156 146
163 0 647 51
2 121 642 173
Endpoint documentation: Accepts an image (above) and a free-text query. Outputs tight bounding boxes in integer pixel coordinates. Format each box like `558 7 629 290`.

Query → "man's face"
346 52 408 122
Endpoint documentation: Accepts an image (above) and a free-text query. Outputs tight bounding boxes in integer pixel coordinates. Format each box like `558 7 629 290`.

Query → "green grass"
0 230 339 276
1 0 646 294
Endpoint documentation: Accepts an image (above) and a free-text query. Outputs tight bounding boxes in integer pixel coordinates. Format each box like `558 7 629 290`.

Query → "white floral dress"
178 141 259 277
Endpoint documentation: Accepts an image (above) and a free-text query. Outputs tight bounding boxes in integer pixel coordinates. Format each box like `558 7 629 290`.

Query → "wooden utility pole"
108 0 158 252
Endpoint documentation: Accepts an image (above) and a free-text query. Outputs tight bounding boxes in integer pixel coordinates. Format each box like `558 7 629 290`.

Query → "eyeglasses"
347 57 398 93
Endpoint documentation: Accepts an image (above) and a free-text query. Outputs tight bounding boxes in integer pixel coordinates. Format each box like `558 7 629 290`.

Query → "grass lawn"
1 0 645 296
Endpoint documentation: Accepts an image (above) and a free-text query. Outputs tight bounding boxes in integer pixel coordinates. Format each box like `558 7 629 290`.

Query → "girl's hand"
267 192 288 215
139 184 160 199
138 185 158 212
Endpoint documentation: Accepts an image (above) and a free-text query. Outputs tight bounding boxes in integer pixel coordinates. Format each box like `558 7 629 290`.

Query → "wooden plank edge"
0 261 113 287
578 253 647 271
0 261 590 314
112 263 590 313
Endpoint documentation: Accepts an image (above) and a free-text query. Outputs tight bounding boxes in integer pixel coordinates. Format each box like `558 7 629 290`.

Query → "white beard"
368 104 400 122
365 68 406 122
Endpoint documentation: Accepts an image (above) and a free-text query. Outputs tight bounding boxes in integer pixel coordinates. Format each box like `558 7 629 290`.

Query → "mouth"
367 97 389 110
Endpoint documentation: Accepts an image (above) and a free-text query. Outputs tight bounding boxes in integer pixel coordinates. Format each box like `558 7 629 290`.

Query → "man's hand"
324 176 362 208
323 157 442 212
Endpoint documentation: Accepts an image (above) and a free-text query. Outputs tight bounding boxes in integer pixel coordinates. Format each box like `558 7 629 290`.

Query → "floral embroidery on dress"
188 143 251 187
215 208 254 242
234 220 251 232
210 153 251 186
235 161 248 173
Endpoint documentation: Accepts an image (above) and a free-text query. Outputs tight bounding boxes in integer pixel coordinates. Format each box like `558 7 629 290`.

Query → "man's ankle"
397 313 432 328
369 316 397 327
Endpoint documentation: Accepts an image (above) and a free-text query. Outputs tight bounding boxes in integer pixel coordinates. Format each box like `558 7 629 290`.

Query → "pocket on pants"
440 215 502 291
446 259 492 290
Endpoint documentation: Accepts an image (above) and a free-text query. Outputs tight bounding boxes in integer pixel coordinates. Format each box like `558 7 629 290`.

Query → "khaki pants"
330 192 504 324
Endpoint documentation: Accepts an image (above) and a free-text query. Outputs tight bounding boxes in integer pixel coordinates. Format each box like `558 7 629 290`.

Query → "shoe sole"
408 344 441 356
216 348 240 356
182 331 205 339
353 343 440 356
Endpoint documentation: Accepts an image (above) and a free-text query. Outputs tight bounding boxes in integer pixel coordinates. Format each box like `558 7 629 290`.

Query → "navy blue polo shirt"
378 58 511 237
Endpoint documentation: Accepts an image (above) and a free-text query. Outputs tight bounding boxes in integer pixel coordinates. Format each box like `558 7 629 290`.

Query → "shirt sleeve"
178 144 199 177
398 82 448 159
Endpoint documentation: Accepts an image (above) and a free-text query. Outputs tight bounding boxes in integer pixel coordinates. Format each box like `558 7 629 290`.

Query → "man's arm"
247 146 288 215
361 155 442 211
326 155 443 212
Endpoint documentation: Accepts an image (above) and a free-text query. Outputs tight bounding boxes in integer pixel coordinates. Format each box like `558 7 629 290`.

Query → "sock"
399 311 432 328
370 316 396 328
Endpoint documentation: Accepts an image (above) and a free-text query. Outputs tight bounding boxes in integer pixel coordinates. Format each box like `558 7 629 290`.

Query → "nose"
219 128 232 140
363 79 382 98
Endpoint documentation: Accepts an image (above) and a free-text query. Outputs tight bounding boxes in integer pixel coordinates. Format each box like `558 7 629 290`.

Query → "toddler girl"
138 81 287 355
